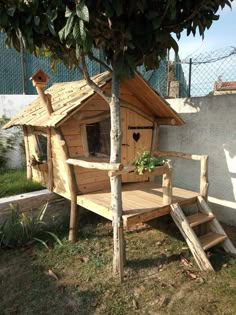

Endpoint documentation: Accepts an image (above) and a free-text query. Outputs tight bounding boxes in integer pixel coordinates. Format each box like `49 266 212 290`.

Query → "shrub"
133 151 164 175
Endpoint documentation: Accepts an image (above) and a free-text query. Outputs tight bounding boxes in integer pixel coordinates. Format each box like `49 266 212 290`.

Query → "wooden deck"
77 182 199 229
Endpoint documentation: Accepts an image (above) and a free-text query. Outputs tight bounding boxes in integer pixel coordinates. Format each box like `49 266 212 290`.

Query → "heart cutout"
133 132 140 142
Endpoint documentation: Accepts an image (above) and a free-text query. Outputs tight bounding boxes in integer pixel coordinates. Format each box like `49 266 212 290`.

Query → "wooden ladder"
170 196 236 271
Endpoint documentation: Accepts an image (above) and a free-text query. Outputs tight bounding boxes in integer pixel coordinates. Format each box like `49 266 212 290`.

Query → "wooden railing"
153 150 209 199
67 157 173 205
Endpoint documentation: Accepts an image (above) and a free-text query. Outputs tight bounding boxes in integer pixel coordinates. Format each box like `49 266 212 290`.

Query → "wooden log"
47 127 54 191
200 155 209 199
66 158 123 171
197 196 236 256
108 165 136 177
170 203 214 271
35 86 53 116
150 121 160 183
162 160 173 205
23 125 32 180
54 128 79 242
154 150 204 161
109 164 168 178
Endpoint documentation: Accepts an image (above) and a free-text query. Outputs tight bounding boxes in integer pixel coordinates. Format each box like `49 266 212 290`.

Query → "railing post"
200 155 209 200
162 159 173 205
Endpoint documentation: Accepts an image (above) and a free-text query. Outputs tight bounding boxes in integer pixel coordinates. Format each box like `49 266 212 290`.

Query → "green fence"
0 32 171 97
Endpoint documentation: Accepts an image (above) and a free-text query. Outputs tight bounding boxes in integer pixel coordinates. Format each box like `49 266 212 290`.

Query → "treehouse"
4 70 236 275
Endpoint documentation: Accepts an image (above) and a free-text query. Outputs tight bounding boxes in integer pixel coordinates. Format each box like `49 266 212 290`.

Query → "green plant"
133 151 164 175
0 203 62 249
0 117 24 169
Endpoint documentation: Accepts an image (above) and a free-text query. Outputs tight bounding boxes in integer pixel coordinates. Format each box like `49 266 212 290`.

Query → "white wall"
0 95 37 118
160 95 236 225
0 95 37 168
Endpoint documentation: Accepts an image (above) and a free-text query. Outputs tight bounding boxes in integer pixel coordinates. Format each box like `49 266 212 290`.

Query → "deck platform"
77 182 199 229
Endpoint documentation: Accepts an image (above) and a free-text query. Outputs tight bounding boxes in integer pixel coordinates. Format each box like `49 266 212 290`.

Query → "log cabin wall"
60 94 111 194
25 82 155 197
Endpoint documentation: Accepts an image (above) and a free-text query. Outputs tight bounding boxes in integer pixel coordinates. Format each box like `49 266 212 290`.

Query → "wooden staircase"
170 196 236 271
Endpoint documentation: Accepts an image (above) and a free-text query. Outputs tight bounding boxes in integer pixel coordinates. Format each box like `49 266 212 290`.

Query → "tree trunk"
109 64 124 281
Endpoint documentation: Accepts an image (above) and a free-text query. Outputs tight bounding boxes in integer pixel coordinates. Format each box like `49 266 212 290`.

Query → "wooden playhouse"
4 70 236 273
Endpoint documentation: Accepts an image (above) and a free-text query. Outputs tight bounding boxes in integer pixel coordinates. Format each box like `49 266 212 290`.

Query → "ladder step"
187 212 215 227
199 232 227 251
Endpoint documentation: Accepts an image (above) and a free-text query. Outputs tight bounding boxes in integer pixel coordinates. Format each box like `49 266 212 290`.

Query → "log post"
55 128 79 242
150 121 160 183
200 155 209 200
23 125 32 180
47 127 54 191
110 65 124 283
162 159 173 205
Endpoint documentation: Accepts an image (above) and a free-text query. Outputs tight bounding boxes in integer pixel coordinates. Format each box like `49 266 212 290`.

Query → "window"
35 134 48 162
86 118 110 157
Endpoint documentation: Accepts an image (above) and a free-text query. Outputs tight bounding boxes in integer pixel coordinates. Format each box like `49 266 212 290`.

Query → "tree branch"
79 52 111 103
88 51 112 73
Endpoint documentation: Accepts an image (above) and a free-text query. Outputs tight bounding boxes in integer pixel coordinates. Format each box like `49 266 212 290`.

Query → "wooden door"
121 108 153 182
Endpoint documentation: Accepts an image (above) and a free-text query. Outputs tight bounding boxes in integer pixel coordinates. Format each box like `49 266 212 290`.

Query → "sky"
175 1 236 59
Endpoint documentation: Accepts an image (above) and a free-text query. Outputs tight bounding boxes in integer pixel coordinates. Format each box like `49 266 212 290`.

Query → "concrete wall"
0 95 37 118
160 95 236 225
0 95 37 168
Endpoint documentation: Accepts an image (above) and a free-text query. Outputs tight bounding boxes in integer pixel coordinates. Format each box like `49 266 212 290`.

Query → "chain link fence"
173 47 236 97
0 32 169 96
1 31 235 99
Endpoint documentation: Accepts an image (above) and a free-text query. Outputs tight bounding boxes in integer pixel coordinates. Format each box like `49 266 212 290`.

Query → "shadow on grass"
127 252 185 270
0 246 103 315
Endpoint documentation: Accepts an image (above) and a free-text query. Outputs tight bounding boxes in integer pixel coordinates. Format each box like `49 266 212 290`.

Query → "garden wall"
161 94 236 226
0 95 37 168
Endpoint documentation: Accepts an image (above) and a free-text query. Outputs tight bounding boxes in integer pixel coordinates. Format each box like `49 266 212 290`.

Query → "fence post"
21 42 27 95
188 58 192 97
166 49 170 97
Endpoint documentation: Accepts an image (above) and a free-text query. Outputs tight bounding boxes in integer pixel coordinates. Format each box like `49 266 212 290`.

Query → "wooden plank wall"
60 97 111 194
26 84 156 197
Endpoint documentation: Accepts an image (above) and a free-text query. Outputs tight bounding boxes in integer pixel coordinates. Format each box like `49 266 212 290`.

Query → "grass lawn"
0 168 43 198
1 215 236 315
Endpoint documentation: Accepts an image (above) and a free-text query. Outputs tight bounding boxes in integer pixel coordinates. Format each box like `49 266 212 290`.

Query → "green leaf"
169 36 179 54
75 43 80 60
73 20 81 41
65 13 75 39
79 20 86 41
76 4 89 22
65 6 72 18
34 16 40 26
33 237 49 249
7 7 16 17
58 26 66 41
47 19 56 36
44 231 63 246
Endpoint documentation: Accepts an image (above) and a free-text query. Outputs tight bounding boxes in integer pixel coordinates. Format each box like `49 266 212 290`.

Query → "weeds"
0 203 62 249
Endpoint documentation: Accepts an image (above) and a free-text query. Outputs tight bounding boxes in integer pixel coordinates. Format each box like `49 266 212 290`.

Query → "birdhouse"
30 69 50 88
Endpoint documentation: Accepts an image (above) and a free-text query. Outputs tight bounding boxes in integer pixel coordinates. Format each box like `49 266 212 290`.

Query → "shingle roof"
4 72 110 129
4 71 184 129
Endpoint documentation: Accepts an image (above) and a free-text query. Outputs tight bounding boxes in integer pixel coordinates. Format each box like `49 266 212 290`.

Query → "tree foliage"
0 0 233 77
